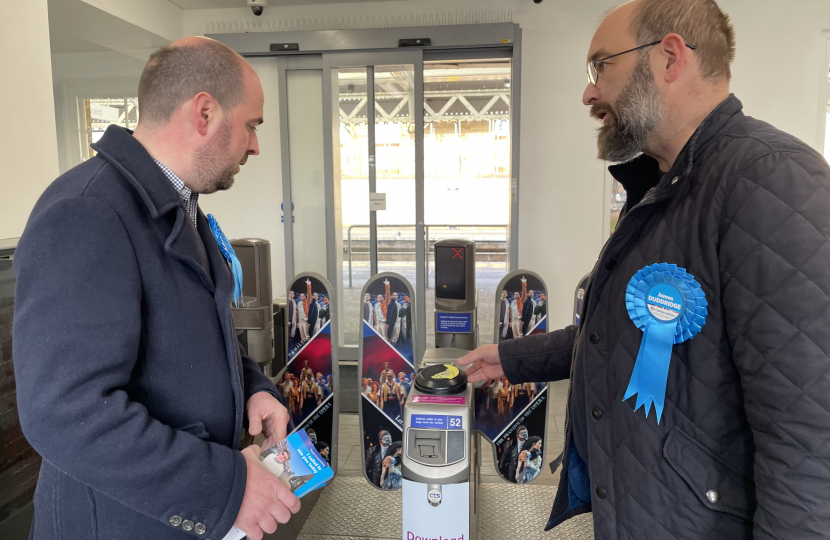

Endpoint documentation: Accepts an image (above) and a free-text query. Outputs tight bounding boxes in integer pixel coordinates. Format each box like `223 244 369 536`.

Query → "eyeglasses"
587 40 697 85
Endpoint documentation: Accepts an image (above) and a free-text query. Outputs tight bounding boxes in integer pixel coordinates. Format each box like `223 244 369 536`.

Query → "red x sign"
452 248 464 259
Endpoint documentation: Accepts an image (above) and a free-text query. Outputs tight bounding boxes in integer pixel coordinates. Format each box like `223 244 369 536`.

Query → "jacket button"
592 408 602 420
596 486 607 499
182 520 195 532
589 332 600 344
706 489 720 503
195 523 207 535
169 516 183 527
604 258 616 270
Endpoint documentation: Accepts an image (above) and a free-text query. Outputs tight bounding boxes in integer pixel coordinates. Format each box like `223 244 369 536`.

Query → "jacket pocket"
178 421 210 440
663 427 755 521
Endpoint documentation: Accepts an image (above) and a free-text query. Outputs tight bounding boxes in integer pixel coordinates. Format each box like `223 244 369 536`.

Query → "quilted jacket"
499 95 830 539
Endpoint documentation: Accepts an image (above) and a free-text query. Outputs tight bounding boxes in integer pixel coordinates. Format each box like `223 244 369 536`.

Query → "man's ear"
192 92 217 136
659 33 689 83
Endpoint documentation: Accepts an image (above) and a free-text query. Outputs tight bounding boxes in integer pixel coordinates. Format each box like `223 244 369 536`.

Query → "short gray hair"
632 0 736 81
138 38 246 125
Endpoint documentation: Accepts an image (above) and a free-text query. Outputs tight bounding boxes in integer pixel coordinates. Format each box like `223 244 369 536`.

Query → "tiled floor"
335 379 570 486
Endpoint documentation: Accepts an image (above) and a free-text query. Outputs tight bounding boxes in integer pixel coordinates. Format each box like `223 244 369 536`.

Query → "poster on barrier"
476 270 549 484
358 273 416 491
273 272 338 477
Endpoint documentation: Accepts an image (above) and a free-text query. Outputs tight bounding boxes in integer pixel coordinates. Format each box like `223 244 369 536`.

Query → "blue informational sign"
436 312 472 333
412 414 448 429
410 415 463 430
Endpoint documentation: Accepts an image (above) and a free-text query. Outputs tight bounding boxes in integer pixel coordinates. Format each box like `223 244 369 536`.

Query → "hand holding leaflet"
224 430 333 540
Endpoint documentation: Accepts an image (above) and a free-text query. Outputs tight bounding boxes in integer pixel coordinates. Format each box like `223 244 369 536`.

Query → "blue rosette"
623 263 707 423
207 214 244 307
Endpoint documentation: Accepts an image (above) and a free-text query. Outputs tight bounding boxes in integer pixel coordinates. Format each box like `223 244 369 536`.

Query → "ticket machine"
433 239 477 351
402 364 478 540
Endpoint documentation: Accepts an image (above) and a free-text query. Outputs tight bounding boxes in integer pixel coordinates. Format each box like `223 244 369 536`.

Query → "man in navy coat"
13 37 299 540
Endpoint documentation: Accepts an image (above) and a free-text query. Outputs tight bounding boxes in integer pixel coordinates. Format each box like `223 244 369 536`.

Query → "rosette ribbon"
623 263 707 423
207 214 244 307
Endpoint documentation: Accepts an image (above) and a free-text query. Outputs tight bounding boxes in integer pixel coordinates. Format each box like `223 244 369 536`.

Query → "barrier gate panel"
478 270 550 484
358 272 417 491
273 272 339 480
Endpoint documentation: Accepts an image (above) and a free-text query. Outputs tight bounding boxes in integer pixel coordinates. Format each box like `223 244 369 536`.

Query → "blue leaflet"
207 214 243 307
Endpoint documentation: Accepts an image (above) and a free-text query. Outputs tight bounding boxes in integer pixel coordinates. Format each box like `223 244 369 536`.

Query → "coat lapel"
197 212 233 303
198 211 245 444
165 211 215 294
92 126 215 294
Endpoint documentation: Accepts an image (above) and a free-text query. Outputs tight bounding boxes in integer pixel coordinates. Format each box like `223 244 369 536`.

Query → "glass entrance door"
279 48 517 361
325 51 424 362
338 64 418 343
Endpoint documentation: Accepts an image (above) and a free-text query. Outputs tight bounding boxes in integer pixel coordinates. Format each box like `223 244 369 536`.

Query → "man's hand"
457 344 503 383
234 445 301 540
247 392 290 450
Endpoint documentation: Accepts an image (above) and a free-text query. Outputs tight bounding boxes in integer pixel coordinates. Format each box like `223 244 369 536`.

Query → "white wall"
0 0 60 239
181 0 830 329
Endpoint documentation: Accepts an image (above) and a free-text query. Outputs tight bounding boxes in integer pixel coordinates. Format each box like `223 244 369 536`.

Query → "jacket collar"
92 125 216 294
608 94 744 207
91 125 182 220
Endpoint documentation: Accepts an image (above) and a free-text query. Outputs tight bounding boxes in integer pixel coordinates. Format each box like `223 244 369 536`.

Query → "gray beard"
597 55 664 163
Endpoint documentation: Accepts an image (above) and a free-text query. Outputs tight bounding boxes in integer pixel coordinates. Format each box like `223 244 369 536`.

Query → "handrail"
345 224 508 288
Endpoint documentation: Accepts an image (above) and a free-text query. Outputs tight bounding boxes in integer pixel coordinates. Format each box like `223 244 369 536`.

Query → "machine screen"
435 246 466 300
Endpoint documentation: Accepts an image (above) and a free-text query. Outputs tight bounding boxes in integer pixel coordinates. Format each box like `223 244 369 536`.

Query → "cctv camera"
533 0 543 3
247 0 266 16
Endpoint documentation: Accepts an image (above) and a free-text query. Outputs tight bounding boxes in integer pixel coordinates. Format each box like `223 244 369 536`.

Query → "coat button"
604 258 616 270
706 489 720 503
592 407 602 420
182 520 195 532
596 486 607 499
671 176 679 184
589 332 600 344
169 516 183 527
195 523 207 535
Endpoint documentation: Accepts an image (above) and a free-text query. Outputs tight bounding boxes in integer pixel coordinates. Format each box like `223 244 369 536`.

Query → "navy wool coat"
13 126 279 540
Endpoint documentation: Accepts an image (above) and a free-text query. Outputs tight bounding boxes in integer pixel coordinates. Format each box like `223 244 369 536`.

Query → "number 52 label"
448 416 463 429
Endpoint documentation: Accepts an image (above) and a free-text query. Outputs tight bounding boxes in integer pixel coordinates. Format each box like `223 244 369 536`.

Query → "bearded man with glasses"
459 0 830 538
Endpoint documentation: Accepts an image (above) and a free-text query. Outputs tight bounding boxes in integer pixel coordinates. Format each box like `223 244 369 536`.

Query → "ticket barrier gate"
402 364 478 540
357 262 558 540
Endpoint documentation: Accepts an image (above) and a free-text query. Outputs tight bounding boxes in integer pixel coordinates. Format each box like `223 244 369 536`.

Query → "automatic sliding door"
373 65 416 281
327 52 423 361
423 56 513 347
337 67 369 346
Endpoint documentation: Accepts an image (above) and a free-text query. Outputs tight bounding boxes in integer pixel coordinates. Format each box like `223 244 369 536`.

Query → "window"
78 96 139 161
